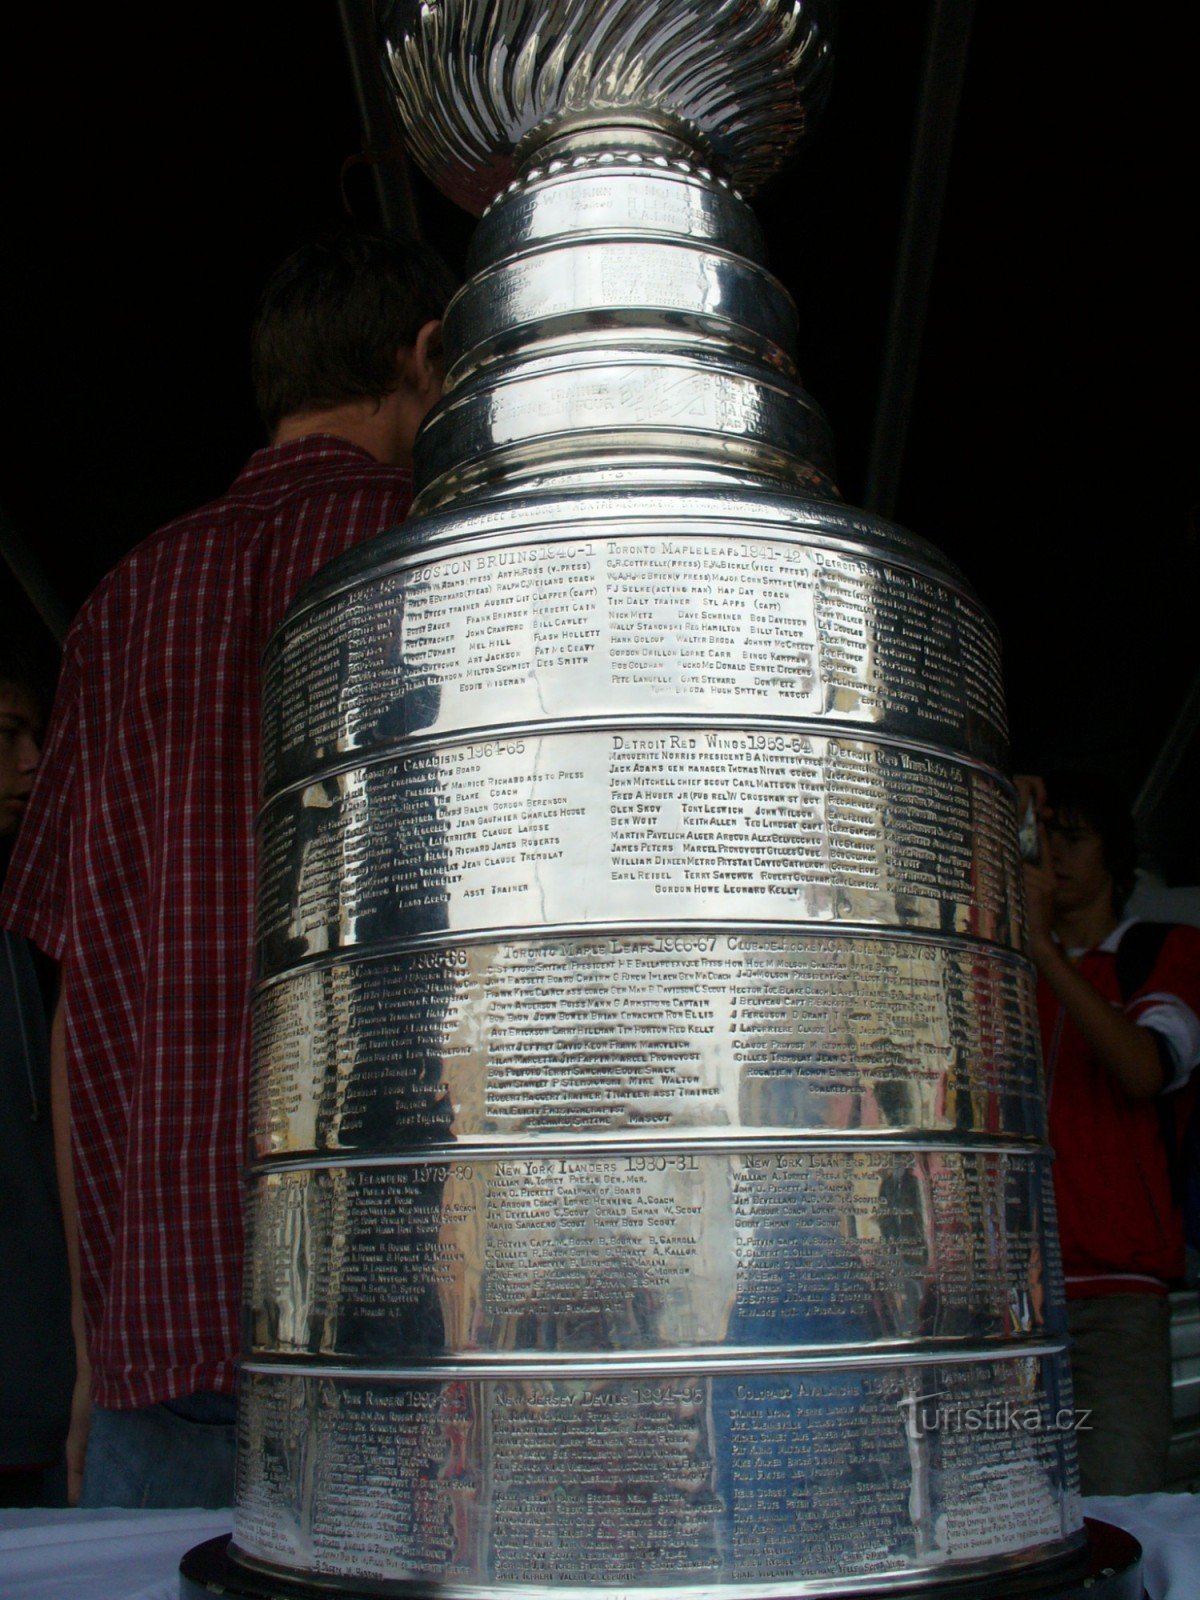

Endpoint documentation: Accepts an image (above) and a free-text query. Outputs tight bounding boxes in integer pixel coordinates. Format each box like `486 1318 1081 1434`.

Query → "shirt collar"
1066 917 1134 959
234 432 384 486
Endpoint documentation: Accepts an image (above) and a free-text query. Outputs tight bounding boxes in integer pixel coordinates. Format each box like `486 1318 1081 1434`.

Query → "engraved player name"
256 731 1021 974
261 535 1008 793
245 1147 1057 1358
233 1356 1076 1585
250 932 1043 1155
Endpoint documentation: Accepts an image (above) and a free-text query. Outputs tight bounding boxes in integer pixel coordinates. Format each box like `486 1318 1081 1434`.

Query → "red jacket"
1041 921 1200 1298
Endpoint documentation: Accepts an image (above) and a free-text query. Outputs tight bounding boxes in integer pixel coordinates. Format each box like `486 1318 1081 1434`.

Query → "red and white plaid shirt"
0 435 411 1408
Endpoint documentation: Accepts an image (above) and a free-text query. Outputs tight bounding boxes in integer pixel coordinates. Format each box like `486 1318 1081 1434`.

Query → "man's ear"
403 319 444 399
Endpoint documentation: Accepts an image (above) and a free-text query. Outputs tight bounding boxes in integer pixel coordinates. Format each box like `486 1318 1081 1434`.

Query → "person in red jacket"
1021 770 1200 1494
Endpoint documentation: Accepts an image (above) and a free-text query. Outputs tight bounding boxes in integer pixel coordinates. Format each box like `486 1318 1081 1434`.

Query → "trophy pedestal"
180 1519 1143 1600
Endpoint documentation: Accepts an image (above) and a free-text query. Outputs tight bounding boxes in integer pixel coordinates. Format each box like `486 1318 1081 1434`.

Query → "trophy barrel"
186 3 1141 1597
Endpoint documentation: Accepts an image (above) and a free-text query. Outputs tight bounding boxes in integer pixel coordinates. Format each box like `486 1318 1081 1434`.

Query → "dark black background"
2 3 1195 872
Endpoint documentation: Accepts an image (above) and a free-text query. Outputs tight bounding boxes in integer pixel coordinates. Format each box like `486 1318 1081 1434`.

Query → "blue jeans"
79 1390 237 1509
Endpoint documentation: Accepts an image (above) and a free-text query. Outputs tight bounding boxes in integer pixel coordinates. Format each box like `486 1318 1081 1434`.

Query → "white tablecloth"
0 1508 229 1600
1084 1495 1200 1600
1 1497 1197 1598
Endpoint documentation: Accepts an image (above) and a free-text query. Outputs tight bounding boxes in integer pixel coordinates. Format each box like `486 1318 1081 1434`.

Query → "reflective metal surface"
416 347 839 505
261 519 1008 793
246 1144 1059 1360
380 0 832 215
257 729 1021 966
250 932 1046 1156
231 1 1083 1593
233 1356 1080 1595
446 233 801 384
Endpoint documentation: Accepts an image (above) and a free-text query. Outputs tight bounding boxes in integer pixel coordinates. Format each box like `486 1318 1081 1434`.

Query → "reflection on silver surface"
232 1356 1081 1594
237 1 1081 1592
246 1145 1060 1359
261 529 1009 794
249 931 1045 1156
414 348 839 506
463 158 769 285
256 728 1022 970
445 236 801 385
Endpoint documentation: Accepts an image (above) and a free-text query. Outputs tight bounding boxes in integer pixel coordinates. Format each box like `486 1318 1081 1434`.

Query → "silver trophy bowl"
379 0 831 216
181 3 1144 1597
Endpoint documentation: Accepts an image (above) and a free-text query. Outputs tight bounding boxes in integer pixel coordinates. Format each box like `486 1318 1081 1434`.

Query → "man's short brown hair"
251 229 459 433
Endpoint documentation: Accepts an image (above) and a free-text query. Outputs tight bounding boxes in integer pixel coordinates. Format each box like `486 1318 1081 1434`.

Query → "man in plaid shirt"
0 230 456 1507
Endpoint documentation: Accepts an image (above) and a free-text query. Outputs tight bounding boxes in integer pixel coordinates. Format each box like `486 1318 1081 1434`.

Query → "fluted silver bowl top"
380 0 832 213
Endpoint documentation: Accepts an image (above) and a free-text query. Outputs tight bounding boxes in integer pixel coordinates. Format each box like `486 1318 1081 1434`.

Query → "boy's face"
1046 807 1114 918
0 683 42 840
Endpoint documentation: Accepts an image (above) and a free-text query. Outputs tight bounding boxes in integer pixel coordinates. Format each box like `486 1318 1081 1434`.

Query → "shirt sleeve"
1125 925 1200 1094
0 621 85 960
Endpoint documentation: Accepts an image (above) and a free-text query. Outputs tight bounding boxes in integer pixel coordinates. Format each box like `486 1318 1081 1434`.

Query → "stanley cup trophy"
183 2 1142 1596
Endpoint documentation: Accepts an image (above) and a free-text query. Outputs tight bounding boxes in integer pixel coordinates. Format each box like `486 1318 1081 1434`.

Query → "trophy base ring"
179 1520 1143 1600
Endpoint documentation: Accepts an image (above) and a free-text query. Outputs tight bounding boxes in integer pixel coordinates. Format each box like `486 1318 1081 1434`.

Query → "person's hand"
1014 773 1049 863
1023 854 1057 961
65 1355 92 1506
1014 773 1048 820
1014 774 1057 960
